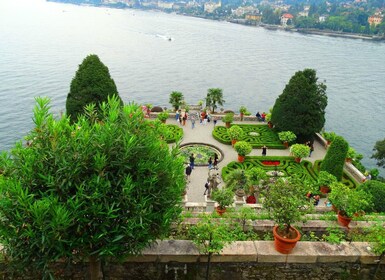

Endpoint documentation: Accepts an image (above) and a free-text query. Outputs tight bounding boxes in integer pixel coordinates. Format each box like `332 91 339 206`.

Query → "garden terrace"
212 124 285 149
180 143 223 166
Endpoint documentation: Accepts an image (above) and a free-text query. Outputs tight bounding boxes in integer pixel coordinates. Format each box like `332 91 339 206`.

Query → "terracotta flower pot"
294 157 301 163
225 122 231 128
238 154 245 163
283 141 289 148
216 206 226 216
231 139 237 146
273 225 301 254
337 211 352 228
320 186 331 194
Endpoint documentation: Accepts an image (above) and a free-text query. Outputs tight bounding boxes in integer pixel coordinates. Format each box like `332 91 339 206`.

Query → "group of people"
176 110 219 129
255 111 267 122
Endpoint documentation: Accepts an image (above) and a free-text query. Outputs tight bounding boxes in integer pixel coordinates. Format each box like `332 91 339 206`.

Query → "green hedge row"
164 124 183 143
212 124 285 149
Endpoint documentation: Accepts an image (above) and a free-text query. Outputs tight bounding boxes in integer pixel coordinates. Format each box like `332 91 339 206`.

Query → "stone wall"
2 240 383 279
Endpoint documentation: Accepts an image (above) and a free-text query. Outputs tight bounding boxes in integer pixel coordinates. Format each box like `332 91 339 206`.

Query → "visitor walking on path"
185 164 192 182
262 145 267 156
213 154 219 170
208 157 213 169
213 117 217 126
191 116 196 129
189 153 195 169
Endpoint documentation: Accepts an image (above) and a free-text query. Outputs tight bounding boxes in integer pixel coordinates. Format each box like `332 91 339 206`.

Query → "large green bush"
320 135 349 181
359 180 385 213
0 97 185 278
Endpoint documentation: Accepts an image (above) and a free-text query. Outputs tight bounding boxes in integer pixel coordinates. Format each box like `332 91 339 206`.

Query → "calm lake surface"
1 0 384 173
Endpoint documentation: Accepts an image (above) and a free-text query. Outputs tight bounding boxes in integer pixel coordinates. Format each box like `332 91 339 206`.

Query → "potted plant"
157 111 169 123
239 106 247 121
234 141 252 163
328 182 372 227
211 187 234 215
346 147 357 163
317 171 337 194
221 113 234 128
278 131 297 148
224 169 250 199
263 177 312 254
246 167 268 203
290 144 310 163
227 125 244 146
322 131 337 145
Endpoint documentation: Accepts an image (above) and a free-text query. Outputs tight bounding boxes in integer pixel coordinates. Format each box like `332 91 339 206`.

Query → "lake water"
1 0 384 173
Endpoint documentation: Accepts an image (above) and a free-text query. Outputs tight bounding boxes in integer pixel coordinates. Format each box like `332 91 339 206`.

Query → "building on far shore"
204 1 221 13
368 14 383 26
281 13 294 27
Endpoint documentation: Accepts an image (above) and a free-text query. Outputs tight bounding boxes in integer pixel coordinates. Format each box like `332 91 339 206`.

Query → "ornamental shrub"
234 141 252 156
66 54 122 123
359 180 385 213
0 97 185 278
227 125 244 140
320 135 349 181
290 143 310 158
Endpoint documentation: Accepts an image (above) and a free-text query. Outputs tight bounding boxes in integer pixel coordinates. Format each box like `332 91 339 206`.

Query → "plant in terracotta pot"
227 125 244 146
157 111 169 123
234 141 252 163
263 177 313 254
211 187 234 215
239 106 247 121
317 171 337 194
328 182 372 228
290 144 310 163
322 131 337 145
221 113 234 128
346 147 359 163
246 167 268 203
224 169 250 199
278 131 297 148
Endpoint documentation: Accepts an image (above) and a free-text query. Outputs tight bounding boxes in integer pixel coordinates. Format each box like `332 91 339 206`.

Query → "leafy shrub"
157 111 169 122
317 171 337 187
211 188 234 210
322 131 337 142
290 143 310 158
278 131 297 143
227 125 244 140
320 135 349 181
221 113 234 123
359 180 385 213
234 141 252 156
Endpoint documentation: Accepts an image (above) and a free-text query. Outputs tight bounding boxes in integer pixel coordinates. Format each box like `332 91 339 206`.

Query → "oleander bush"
320 135 349 181
359 180 385 213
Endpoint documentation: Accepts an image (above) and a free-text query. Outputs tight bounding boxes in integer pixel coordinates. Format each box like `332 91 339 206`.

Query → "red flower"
261 161 280 166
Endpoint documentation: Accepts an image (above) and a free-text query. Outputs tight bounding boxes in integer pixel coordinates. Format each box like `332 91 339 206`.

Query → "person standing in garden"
189 153 195 169
191 116 196 129
185 164 192 182
213 154 219 170
262 145 267 156
208 157 213 169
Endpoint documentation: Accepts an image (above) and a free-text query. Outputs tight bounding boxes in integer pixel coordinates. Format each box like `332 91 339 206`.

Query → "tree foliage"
359 180 385 212
271 69 327 141
66 54 122 122
0 97 185 277
371 138 385 168
320 135 349 181
205 88 225 113
169 91 184 111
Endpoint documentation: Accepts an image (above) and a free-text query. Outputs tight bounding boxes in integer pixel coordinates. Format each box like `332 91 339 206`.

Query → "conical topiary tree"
320 135 349 181
271 69 327 142
66 54 122 122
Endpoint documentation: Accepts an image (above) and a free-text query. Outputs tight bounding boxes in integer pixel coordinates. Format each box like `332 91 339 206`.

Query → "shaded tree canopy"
205 88 225 113
271 69 327 141
0 97 185 278
66 54 122 122
371 138 385 168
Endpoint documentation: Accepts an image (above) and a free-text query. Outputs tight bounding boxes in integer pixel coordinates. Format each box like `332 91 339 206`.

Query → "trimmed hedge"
163 124 183 143
359 180 385 213
314 160 358 189
320 135 348 181
212 124 285 149
221 156 318 184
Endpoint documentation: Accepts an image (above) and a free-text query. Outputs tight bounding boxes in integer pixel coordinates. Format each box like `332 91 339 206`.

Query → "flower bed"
261 160 280 166
180 143 223 165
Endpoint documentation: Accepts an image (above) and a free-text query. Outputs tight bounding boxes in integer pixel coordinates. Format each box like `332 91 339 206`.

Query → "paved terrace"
167 116 328 204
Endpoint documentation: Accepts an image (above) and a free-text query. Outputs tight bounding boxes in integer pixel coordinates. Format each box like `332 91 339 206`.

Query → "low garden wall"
6 240 382 279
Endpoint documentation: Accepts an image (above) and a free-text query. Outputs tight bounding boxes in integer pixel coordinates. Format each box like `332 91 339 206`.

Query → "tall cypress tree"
271 69 327 141
66 54 122 122
320 136 349 181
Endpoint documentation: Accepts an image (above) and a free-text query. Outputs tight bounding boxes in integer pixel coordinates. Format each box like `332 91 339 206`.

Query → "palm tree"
205 88 225 113
169 91 184 111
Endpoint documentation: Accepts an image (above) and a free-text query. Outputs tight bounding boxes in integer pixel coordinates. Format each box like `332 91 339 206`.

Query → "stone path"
169 116 327 203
